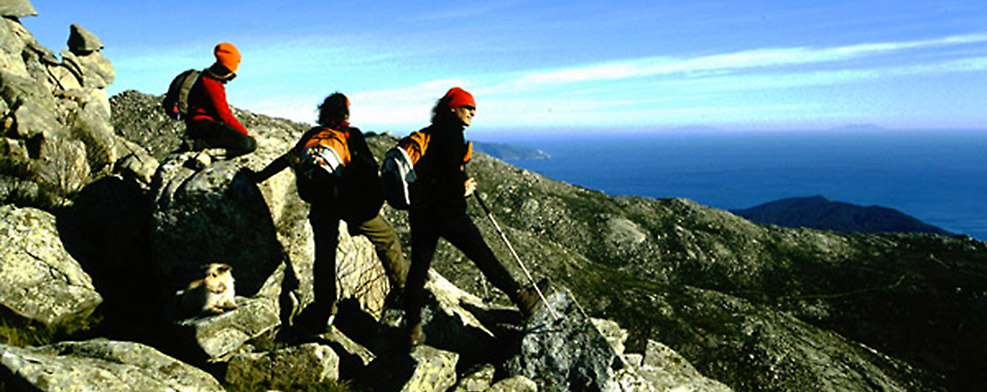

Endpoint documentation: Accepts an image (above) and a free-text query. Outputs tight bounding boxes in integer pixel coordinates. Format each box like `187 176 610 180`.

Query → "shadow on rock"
56 176 160 341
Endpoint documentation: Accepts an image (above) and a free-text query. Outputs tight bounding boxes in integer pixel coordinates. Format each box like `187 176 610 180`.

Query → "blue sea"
476 129 987 241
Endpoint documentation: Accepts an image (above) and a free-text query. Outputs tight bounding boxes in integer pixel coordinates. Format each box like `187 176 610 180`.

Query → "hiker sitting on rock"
185 42 257 158
254 92 409 335
403 87 544 347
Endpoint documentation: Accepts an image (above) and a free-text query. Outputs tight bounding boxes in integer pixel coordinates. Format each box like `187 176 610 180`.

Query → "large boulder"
67 24 103 54
149 155 284 299
0 339 225 391
225 342 340 390
174 296 280 361
0 205 101 326
505 287 621 392
403 345 460 392
0 0 36 18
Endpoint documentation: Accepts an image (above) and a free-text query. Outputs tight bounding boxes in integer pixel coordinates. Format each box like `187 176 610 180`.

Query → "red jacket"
186 74 248 135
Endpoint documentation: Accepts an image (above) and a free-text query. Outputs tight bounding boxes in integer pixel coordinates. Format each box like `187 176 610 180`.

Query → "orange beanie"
444 87 475 109
214 42 241 73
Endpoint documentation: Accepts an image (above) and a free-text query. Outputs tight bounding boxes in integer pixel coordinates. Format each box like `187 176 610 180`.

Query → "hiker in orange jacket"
185 42 257 158
254 92 408 335
403 87 542 347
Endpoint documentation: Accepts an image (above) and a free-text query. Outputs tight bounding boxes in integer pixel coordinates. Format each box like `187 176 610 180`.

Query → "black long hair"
317 92 349 128
430 94 455 124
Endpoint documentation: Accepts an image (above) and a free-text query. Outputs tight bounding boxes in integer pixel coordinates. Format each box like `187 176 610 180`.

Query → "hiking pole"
473 193 559 320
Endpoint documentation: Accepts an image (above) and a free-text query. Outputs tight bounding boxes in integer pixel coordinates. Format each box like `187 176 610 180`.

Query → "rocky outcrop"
0 205 101 326
0 339 225 392
0 12 121 208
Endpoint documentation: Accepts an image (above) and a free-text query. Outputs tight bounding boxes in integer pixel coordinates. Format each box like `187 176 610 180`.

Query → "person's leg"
437 212 522 301
351 214 408 290
186 120 257 158
404 210 440 342
306 203 340 330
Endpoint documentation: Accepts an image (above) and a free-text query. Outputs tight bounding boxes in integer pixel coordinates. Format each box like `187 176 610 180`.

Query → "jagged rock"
0 14 116 208
417 270 503 366
67 24 102 54
404 345 459 392
320 324 377 370
452 363 495 392
113 138 159 188
592 318 629 357
225 342 340 390
174 296 280 361
0 0 36 18
505 288 620 392
33 136 90 195
61 48 114 88
5 75 61 139
70 97 118 172
109 90 187 160
0 339 225 391
0 205 102 326
632 340 733 392
488 376 538 392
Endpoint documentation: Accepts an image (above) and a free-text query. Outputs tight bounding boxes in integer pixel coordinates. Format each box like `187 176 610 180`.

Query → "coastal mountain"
732 195 952 235
471 140 552 161
2 9 987 392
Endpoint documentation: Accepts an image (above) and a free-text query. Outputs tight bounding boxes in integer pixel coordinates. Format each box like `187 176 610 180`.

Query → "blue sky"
21 1 987 134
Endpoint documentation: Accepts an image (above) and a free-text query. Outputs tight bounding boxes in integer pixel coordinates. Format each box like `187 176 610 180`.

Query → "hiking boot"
408 322 426 348
515 278 552 319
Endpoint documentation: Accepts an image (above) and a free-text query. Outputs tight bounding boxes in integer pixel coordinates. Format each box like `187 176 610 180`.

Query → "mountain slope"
109 91 987 391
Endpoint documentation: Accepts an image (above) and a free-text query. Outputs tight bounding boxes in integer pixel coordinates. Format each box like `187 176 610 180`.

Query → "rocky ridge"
2 4 986 391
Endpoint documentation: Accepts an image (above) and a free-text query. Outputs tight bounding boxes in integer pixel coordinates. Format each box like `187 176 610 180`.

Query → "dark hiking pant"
186 119 257 158
305 203 409 329
404 208 521 326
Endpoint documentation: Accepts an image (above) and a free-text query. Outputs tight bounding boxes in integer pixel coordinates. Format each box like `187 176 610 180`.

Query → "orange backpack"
380 131 471 210
296 127 351 202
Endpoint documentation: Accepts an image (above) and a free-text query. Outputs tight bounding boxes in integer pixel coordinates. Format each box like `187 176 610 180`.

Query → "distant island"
732 195 951 235
472 141 552 161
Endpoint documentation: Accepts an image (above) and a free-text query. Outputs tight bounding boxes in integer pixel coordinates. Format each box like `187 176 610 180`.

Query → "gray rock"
33 136 90 195
592 318 628 357
0 0 36 18
403 345 459 392
506 288 620 392
113 138 159 188
0 205 102 326
70 97 118 172
225 342 340 390
631 340 732 392
452 363 495 392
488 376 538 392
149 156 285 299
67 24 103 54
0 339 225 392
418 270 502 365
62 49 114 88
174 296 280 360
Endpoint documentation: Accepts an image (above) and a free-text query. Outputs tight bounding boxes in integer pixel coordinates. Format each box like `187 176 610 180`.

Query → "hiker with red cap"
402 87 544 347
185 42 257 158
254 92 409 336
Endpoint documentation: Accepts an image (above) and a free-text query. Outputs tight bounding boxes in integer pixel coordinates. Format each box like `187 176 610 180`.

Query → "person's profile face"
451 105 475 127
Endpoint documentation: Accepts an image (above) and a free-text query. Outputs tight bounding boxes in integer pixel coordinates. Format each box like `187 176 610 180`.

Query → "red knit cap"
214 42 241 73
444 87 475 109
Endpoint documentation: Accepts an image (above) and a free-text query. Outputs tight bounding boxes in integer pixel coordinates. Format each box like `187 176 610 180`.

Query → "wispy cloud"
513 34 987 85
244 33 987 130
